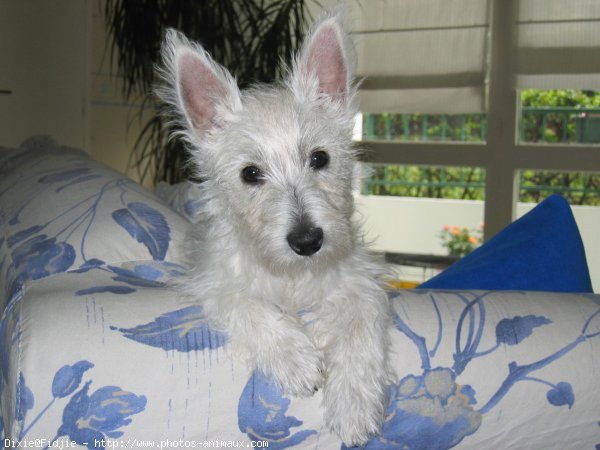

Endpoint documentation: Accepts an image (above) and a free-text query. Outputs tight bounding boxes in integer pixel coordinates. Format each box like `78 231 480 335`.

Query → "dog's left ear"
290 11 354 106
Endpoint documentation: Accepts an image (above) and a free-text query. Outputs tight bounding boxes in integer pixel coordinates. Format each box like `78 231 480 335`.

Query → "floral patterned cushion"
0 137 191 310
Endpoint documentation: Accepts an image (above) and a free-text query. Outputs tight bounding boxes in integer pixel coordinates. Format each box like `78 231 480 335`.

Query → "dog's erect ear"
159 29 241 134
291 11 354 104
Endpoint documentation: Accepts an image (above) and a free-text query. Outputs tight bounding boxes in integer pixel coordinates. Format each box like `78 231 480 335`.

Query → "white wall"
0 0 90 150
356 195 600 292
0 0 151 185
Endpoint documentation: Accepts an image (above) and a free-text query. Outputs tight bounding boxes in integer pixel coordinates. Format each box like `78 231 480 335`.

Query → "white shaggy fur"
159 10 393 446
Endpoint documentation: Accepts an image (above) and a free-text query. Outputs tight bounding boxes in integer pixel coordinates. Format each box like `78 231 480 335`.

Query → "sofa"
1 137 598 449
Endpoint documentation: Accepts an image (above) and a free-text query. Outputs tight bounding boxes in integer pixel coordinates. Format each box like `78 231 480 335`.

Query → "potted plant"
439 223 484 257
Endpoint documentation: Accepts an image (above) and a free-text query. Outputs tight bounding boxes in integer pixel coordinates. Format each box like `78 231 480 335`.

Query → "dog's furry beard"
159 8 394 447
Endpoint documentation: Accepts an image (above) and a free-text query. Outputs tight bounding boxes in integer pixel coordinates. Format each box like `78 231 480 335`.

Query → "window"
360 89 600 206
321 0 600 288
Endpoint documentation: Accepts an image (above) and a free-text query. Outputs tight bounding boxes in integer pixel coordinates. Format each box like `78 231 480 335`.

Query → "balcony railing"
363 113 486 143
363 107 600 144
361 109 600 205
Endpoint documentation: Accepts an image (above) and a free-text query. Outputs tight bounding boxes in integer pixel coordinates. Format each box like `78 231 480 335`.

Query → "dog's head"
159 11 361 274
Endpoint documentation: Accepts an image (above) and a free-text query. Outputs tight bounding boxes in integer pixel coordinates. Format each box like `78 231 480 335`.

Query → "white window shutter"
516 0 600 89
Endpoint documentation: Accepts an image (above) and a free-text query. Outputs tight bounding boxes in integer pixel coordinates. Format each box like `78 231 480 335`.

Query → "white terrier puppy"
159 10 392 446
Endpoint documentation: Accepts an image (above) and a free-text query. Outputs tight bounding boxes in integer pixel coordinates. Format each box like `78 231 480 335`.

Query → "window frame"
358 0 600 241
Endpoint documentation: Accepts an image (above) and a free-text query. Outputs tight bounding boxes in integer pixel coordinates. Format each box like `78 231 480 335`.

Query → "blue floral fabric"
1 138 599 449
1 269 598 449
0 137 190 311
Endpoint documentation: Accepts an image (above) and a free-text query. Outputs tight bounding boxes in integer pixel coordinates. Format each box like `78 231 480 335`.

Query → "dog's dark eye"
241 166 263 184
310 150 329 170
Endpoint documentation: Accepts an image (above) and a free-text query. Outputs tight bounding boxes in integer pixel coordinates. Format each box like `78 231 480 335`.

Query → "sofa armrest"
2 266 599 449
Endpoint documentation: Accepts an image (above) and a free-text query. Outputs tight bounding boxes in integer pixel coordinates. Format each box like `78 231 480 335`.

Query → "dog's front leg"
317 277 392 447
227 299 324 397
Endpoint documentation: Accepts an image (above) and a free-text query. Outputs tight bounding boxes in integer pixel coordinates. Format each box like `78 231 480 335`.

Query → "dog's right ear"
158 29 241 135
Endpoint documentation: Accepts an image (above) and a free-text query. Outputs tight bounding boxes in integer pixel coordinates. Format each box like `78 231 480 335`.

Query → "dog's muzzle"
287 223 323 256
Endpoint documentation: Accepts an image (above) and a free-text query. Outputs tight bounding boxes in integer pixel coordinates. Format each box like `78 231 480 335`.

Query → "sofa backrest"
0 137 191 309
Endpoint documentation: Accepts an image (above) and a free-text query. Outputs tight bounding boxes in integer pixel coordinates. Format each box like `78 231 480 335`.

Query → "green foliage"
521 89 600 108
520 170 599 206
364 113 485 143
518 90 600 205
520 89 600 143
362 90 599 206
365 165 485 200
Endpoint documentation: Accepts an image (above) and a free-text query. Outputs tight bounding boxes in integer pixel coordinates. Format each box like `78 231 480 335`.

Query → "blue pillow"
420 195 593 293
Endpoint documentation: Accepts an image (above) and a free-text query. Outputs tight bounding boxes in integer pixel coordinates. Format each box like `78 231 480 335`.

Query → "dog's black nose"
287 224 323 256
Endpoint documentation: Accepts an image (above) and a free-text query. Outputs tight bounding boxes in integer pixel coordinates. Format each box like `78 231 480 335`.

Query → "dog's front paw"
259 328 324 398
323 377 387 447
